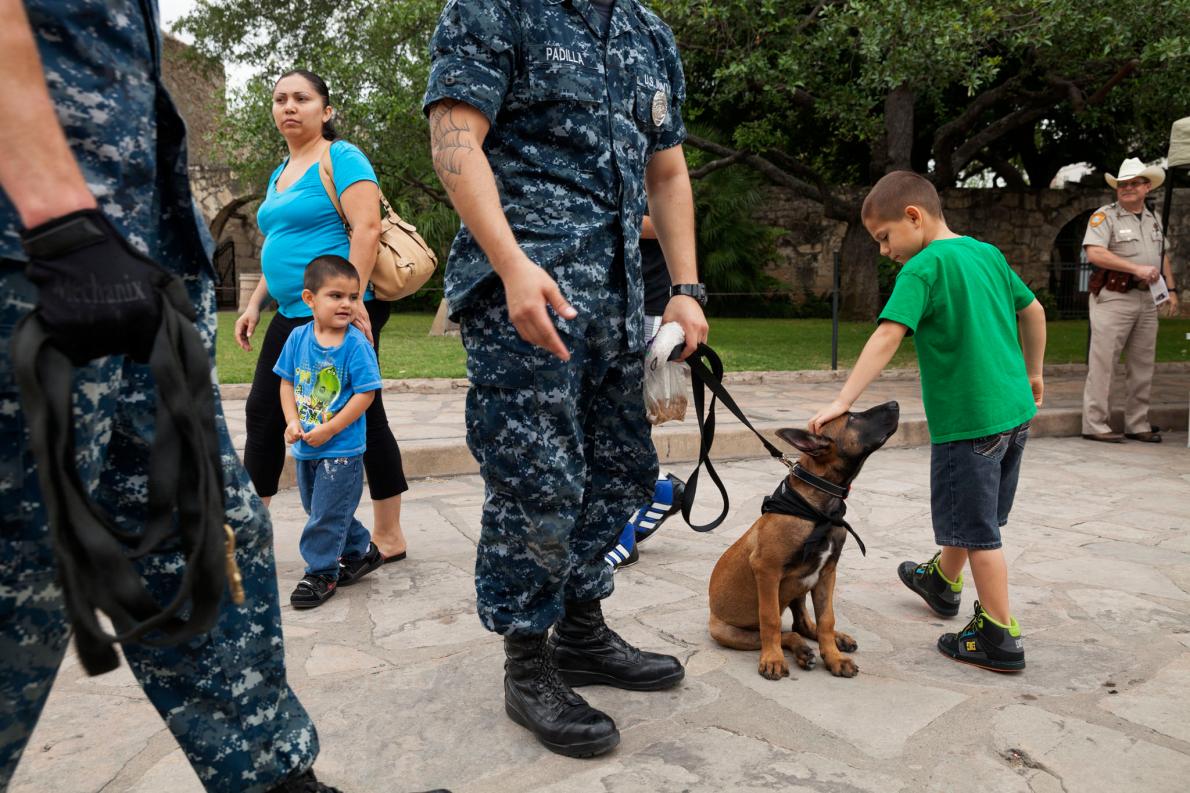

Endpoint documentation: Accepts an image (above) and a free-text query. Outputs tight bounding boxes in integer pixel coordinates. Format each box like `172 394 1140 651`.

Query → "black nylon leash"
12 278 242 676
680 343 857 534
679 343 797 532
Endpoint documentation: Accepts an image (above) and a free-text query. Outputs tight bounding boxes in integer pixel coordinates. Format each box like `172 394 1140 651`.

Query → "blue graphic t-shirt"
273 324 382 460
256 140 377 317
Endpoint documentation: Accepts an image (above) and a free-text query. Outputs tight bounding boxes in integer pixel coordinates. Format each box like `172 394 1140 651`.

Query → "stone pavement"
221 363 1190 484
10 432 1190 793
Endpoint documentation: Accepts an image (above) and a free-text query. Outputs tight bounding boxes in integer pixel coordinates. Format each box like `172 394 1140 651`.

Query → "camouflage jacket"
423 0 687 351
0 0 214 277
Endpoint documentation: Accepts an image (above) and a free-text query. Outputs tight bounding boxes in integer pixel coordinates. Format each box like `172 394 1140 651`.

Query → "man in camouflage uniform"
0 3 331 790
424 0 709 757
1081 157 1180 443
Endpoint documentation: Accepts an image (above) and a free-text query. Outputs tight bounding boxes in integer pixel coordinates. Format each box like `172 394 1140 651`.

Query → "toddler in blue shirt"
274 255 383 608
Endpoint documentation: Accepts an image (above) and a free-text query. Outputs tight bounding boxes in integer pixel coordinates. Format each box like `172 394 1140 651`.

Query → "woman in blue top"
234 70 409 567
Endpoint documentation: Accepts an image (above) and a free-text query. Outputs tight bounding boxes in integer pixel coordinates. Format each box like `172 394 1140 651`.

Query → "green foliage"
655 0 1190 188
177 0 454 257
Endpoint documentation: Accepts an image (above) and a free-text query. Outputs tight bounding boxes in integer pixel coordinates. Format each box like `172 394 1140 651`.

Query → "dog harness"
761 472 867 560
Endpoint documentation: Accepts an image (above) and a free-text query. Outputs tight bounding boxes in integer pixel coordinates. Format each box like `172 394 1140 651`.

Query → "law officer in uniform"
0 2 344 790
1081 157 1180 443
424 0 709 757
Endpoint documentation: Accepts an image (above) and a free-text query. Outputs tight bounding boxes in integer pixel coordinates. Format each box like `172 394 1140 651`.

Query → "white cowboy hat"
1105 157 1165 189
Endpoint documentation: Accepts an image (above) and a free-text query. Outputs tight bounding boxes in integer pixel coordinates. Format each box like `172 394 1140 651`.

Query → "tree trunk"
871 84 915 180
839 219 880 320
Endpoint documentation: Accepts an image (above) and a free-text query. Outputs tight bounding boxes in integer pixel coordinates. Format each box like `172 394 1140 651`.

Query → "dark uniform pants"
461 289 657 636
0 267 317 792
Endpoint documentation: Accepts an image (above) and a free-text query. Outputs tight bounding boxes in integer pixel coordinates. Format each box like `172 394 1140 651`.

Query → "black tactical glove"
20 209 189 364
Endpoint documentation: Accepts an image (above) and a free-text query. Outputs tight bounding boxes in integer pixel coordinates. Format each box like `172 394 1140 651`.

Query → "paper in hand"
1150 276 1170 307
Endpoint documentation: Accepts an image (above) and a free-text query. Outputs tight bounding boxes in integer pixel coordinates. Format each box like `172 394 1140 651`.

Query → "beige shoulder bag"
318 145 438 300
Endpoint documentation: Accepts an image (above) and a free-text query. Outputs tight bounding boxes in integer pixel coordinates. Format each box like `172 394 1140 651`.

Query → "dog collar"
790 463 850 500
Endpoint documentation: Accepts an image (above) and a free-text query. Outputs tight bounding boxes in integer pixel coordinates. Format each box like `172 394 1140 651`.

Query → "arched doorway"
1049 209 1094 319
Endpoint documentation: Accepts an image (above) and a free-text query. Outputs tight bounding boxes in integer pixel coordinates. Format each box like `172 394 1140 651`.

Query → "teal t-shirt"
878 236 1037 443
256 140 376 318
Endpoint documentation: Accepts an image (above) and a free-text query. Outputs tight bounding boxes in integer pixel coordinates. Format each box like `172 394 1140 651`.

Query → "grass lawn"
216 311 1190 384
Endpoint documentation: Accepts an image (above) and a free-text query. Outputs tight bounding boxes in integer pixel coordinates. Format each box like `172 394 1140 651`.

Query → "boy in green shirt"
810 171 1046 672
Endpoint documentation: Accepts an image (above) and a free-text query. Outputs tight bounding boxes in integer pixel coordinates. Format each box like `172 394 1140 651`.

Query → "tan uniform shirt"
1083 202 1166 270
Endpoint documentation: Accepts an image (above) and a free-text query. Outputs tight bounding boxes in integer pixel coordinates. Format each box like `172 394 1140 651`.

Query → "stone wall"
755 185 1190 304
161 34 225 169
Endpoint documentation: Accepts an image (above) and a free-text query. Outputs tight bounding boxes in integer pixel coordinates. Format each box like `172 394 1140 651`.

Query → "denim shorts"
930 423 1029 550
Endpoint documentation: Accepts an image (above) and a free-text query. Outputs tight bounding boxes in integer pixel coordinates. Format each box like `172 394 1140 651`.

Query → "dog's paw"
834 632 858 653
827 656 858 678
793 645 816 670
758 653 789 680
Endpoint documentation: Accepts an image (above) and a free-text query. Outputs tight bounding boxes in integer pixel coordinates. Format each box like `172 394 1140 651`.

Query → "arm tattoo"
429 100 473 193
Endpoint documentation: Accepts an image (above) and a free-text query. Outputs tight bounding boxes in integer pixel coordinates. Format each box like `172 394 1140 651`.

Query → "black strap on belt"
11 279 241 676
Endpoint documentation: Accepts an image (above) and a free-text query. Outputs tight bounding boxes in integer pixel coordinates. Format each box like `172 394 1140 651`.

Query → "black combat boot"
551 599 685 690
267 768 450 792
504 632 620 758
267 770 342 793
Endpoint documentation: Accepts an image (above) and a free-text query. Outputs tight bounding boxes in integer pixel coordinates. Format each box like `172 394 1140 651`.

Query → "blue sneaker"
631 474 685 545
604 522 638 569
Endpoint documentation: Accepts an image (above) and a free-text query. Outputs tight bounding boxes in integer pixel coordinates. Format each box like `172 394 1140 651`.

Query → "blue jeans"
295 456 371 578
930 423 1029 550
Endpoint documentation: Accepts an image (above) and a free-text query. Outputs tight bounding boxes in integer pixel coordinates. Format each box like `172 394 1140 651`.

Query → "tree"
655 0 1190 316
177 0 459 279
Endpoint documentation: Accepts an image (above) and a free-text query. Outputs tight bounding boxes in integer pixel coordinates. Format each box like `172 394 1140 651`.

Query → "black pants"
243 300 408 500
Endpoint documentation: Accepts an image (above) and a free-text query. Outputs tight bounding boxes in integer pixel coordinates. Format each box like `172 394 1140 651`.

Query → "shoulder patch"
1089 212 1106 228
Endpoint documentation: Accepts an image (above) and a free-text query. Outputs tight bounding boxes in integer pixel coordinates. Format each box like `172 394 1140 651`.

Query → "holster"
1088 268 1134 296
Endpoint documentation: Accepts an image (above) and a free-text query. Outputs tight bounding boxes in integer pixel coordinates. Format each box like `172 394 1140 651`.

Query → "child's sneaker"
897 551 962 617
604 522 639 569
937 601 1025 672
631 474 685 545
290 574 337 609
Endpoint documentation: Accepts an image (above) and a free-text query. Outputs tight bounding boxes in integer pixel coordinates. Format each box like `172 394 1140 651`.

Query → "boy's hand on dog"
809 399 851 434
284 420 304 444
1029 374 1044 408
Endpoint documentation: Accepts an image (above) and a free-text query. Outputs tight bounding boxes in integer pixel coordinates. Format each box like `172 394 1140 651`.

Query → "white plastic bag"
644 322 689 425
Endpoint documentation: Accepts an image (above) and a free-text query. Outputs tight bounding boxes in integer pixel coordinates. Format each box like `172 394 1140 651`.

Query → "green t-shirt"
879 236 1037 443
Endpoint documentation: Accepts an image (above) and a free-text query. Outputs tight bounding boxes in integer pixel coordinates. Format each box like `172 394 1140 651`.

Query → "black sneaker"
338 542 385 586
897 551 962 617
290 574 337 610
937 601 1025 672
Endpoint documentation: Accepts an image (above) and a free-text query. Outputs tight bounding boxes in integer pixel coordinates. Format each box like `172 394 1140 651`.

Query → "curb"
269 403 1188 489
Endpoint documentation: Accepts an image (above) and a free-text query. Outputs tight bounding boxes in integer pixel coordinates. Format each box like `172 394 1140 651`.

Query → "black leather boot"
266 768 450 792
504 632 620 758
551 599 685 691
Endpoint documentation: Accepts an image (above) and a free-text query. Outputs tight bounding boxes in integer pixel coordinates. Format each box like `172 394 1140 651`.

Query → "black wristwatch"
670 283 707 306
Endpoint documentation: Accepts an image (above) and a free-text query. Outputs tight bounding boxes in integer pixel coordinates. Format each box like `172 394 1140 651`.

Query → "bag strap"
680 343 795 532
317 146 350 232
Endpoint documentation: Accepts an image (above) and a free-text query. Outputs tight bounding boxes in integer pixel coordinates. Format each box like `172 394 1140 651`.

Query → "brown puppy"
708 402 899 680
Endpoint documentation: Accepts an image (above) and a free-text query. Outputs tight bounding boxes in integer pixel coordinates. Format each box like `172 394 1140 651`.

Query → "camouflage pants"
0 266 317 792
461 289 657 636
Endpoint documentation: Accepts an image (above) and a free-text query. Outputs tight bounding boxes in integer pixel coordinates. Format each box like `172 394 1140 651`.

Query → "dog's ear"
776 428 833 457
